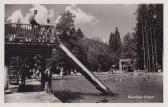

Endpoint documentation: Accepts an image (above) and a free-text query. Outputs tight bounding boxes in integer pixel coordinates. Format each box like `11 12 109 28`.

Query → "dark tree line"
109 27 122 53
135 4 163 71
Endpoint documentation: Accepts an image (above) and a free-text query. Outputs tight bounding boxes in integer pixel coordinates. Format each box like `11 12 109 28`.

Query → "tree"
136 4 147 70
109 27 122 52
155 4 163 68
135 4 163 71
50 10 119 73
115 27 122 54
109 32 116 51
121 33 137 60
114 27 122 53
56 10 76 40
76 28 84 38
69 27 78 40
98 53 113 71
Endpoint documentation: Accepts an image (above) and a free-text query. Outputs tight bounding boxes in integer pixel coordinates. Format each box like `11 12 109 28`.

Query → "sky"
5 4 138 43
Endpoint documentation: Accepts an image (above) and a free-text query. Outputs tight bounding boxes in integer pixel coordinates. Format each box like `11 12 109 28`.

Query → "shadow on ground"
5 86 18 94
52 90 118 103
18 85 42 92
53 90 83 103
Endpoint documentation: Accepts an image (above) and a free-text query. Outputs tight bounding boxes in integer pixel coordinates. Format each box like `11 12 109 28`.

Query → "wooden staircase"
8 57 19 84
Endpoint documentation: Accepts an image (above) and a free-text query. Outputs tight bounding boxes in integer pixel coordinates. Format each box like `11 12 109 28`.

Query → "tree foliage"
109 27 122 52
56 10 76 40
76 28 84 38
51 10 120 72
135 4 163 70
121 32 137 59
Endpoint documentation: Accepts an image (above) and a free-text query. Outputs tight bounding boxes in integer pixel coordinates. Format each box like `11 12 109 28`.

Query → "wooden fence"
5 23 58 43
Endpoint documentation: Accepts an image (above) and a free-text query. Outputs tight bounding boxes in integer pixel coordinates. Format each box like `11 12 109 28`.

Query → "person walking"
60 66 64 79
20 63 27 85
44 64 53 94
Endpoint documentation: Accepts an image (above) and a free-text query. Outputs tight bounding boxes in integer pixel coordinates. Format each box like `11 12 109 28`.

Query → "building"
119 59 134 72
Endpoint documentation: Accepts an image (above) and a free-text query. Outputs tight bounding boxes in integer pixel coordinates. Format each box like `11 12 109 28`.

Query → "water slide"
58 43 114 94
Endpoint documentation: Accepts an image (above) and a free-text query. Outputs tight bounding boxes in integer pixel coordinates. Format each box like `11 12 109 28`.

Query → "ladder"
8 57 19 84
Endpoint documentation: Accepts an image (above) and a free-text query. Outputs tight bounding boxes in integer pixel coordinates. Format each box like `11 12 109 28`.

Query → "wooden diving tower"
5 23 113 94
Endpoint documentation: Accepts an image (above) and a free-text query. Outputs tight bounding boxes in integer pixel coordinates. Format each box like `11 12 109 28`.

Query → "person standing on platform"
29 10 39 41
29 10 39 27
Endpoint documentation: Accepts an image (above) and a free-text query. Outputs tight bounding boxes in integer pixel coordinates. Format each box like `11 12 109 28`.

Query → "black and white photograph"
4 3 163 103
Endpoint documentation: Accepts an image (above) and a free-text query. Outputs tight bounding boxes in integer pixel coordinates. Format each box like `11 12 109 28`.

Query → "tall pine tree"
115 27 122 52
76 28 84 38
109 27 121 52
109 32 116 51
135 4 163 71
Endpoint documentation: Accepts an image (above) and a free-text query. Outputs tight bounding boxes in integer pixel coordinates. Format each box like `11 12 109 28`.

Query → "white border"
3 0 167 4
1 0 168 107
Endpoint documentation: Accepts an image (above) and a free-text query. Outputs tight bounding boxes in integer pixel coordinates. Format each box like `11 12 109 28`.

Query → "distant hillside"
51 36 120 72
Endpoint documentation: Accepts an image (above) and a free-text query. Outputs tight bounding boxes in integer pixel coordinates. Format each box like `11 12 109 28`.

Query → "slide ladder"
58 43 114 94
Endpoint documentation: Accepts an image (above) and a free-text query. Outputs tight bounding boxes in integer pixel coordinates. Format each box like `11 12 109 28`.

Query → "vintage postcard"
1 0 167 106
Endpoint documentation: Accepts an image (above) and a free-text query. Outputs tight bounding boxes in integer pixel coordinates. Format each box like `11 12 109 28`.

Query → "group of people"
19 61 53 94
29 9 60 43
19 63 41 85
8 9 59 43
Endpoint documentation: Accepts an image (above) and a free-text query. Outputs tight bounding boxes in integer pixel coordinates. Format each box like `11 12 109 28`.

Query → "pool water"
51 73 163 103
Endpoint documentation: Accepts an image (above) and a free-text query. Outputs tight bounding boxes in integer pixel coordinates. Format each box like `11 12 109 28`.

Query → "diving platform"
5 23 113 95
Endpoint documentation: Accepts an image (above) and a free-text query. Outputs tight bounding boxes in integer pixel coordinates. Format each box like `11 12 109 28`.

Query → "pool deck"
4 79 62 103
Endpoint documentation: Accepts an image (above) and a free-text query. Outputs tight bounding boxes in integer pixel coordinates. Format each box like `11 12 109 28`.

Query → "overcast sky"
5 4 138 43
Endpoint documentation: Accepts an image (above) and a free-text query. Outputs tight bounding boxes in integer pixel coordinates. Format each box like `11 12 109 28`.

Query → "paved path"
4 79 62 103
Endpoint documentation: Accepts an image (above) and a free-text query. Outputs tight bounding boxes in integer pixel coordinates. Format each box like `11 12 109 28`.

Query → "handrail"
5 23 58 43
5 23 54 26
